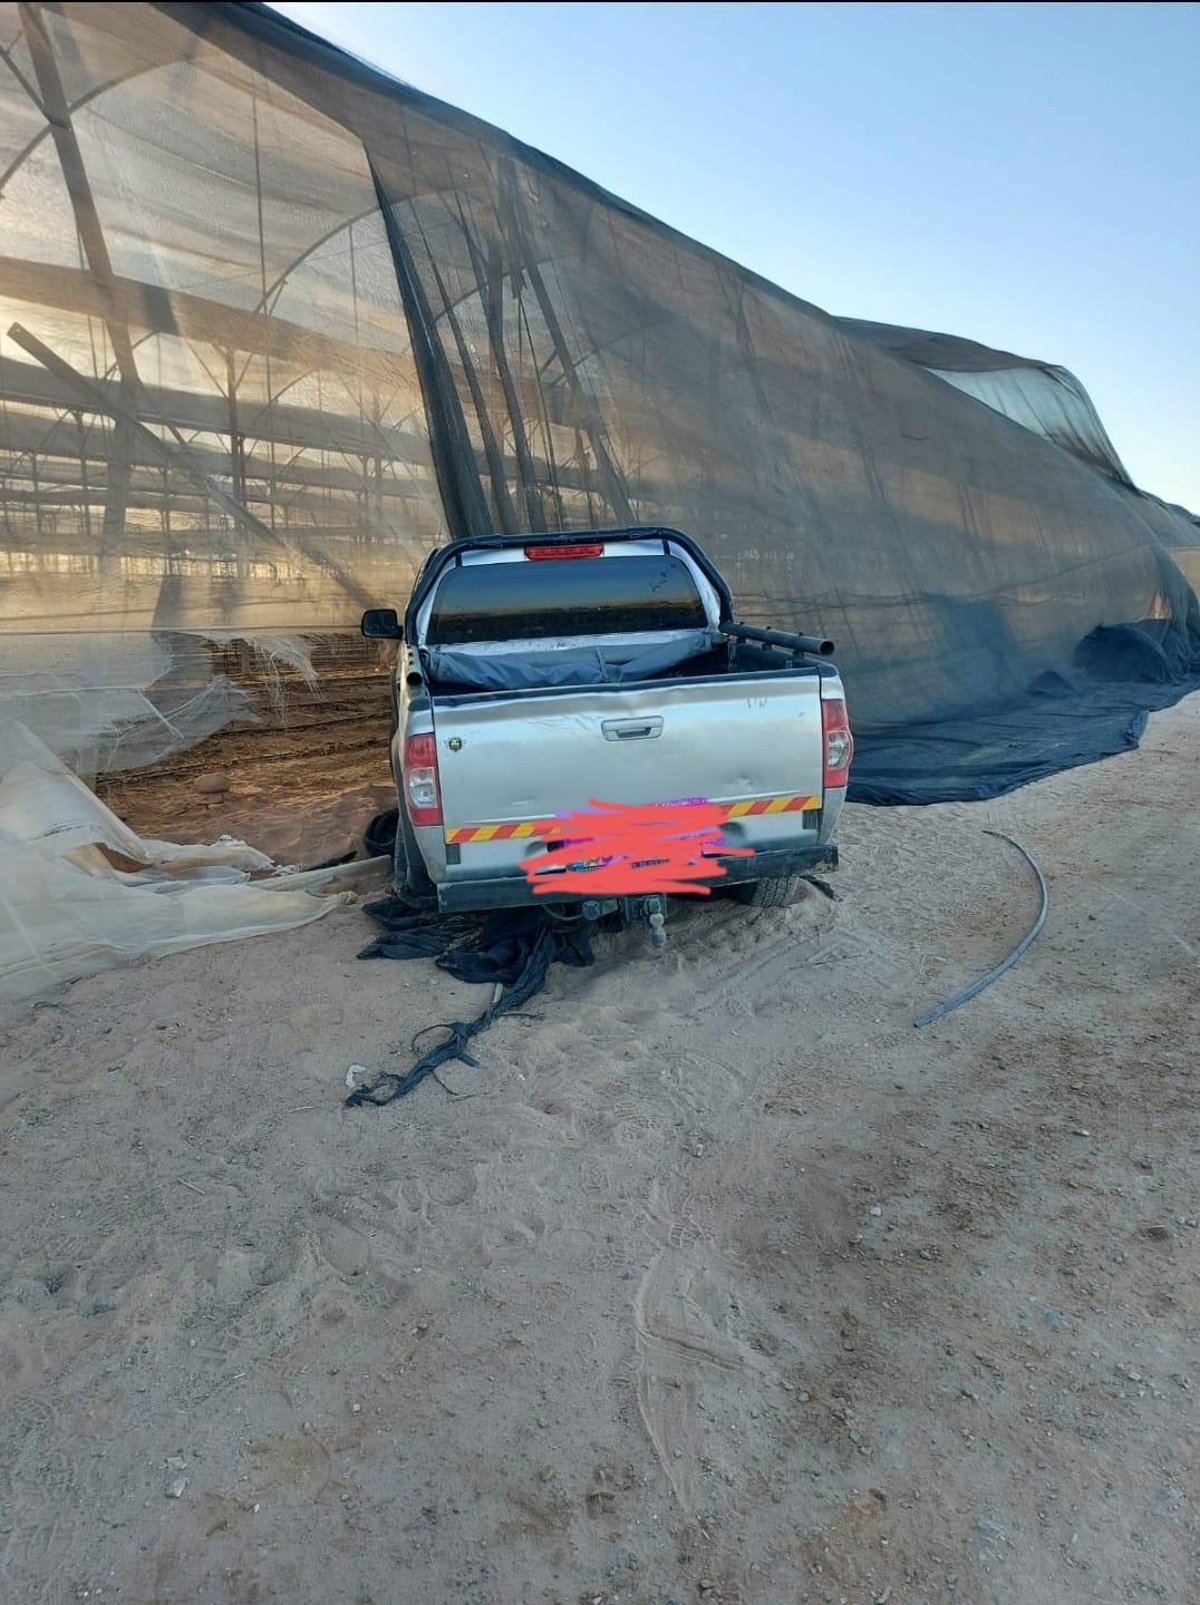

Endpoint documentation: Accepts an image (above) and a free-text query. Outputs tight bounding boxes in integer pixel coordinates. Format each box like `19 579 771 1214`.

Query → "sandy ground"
94 635 398 871
2 698 1197 1605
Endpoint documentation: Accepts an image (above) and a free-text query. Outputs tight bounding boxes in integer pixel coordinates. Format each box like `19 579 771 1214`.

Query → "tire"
361 807 399 861
393 804 437 906
729 874 802 909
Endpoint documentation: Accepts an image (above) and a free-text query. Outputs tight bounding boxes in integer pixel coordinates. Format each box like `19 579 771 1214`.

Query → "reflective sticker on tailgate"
444 792 820 844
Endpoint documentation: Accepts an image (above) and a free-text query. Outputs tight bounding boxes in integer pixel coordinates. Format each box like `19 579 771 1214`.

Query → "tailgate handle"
602 716 663 742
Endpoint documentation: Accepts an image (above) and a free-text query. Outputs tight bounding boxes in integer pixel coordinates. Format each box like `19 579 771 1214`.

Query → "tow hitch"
580 894 669 949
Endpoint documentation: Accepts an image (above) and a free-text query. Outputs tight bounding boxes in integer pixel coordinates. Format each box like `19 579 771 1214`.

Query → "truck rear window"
426 553 707 644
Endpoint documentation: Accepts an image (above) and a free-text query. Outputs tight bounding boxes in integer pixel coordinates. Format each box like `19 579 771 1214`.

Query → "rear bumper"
435 843 839 914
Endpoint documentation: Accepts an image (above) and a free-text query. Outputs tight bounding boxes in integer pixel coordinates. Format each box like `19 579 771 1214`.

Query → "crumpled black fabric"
850 656 1200 805
346 898 594 1107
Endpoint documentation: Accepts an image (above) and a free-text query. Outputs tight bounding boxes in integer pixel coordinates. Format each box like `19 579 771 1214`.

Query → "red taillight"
403 732 442 825
523 542 604 560
822 696 854 790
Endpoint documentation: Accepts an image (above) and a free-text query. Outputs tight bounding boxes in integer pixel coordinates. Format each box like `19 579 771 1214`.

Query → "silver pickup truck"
362 527 851 941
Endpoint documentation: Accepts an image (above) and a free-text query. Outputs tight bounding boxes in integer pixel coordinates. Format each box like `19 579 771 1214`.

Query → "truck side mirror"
361 608 403 640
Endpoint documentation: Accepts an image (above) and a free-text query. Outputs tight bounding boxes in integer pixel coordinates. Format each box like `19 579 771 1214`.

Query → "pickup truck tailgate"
432 671 825 885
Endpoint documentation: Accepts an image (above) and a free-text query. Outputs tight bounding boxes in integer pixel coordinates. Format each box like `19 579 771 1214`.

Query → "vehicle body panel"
377 527 850 913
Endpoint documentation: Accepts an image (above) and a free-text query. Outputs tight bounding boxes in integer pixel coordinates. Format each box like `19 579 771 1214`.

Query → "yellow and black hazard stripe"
444 792 821 845
444 818 553 845
721 792 821 820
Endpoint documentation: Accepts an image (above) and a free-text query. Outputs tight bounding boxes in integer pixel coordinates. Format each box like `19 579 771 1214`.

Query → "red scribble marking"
519 798 754 897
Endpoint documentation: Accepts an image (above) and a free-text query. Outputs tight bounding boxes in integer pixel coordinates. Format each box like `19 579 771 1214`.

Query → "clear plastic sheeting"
0 631 255 777
196 632 319 689
0 722 359 1003
0 0 1196 813
0 629 329 780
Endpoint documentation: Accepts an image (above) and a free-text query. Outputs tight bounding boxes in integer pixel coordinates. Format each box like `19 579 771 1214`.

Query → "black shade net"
1 1 1196 803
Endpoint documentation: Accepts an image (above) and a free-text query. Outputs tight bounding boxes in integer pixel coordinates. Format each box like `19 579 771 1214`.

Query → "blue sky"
272 1 1199 511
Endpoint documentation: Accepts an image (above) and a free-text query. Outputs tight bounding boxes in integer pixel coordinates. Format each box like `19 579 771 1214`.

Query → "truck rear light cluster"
822 696 854 789
403 732 442 825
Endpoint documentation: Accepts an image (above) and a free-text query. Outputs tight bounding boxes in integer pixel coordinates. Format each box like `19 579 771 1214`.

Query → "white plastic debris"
0 721 357 1004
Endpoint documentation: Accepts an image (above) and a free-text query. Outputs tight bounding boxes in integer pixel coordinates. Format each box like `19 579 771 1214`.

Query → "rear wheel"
729 874 803 908
361 807 399 862
393 805 436 905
